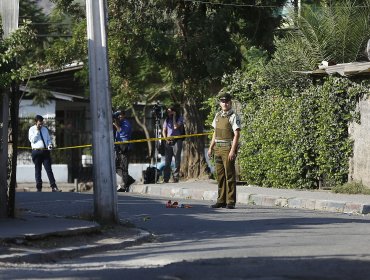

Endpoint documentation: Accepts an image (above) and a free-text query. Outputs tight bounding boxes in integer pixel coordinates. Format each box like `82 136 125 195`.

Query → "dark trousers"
31 150 56 189
214 146 236 205
115 144 130 187
164 139 183 182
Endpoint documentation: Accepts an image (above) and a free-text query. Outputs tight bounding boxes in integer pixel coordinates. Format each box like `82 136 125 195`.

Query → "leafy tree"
48 0 287 178
107 0 287 178
265 0 370 92
1 0 71 218
229 0 370 189
19 0 50 61
291 0 370 63
0 21 36 218
2 0 86 218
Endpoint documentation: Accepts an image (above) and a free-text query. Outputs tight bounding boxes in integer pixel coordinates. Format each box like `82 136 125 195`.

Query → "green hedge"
231 75 367 189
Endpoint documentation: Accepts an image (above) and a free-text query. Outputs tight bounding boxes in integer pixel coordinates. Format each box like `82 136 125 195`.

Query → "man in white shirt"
28 115 61 192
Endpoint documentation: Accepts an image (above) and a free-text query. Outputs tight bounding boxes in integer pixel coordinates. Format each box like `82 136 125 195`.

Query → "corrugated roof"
19 85 87 102
34 62 84 78
294 62 370 77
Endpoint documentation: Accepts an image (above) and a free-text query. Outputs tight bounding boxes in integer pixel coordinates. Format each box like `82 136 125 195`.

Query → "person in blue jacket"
113 110 134 192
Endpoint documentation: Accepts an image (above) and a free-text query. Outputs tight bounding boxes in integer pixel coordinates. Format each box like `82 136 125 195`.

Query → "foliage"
25 80 53 106
46 21 86 65
0 21 36 88
48 0 287 177
1 1 50 218
314 78 365 188
19 0 50 61
218 0 370 189
108 1 171 108
234 71 367 189
264 36 314 91
332 181 370 195
50 0 287 106
236 80 319 189
50 0 85 19
291 0 370 63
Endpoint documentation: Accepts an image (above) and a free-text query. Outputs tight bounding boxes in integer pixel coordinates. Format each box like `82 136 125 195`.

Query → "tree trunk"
181 99 210 179
8 82 19 218
130 105 154 164
175 2 210 179
0 89 9 218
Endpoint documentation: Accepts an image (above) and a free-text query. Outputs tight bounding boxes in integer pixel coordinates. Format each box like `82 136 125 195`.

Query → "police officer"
208 90 241 209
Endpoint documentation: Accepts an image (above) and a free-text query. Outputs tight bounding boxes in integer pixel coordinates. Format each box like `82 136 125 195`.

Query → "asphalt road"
2 192 370 280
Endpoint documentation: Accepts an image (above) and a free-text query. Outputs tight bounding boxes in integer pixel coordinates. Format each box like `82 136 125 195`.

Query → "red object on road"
166 200 192 208
166 200 172 208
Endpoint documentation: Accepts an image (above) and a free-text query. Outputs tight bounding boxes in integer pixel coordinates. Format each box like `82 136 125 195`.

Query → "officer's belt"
215 142 232 147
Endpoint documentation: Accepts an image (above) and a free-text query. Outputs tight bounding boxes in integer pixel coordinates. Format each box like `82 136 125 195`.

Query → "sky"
36 0 55 14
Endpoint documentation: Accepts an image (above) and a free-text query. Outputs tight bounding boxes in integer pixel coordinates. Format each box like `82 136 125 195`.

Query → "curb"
0 224 101 244
16 183 77 193
0 228 152 263
130 184 370 215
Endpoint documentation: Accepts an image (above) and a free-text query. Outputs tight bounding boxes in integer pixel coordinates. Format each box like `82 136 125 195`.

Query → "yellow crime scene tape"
17 132 213 151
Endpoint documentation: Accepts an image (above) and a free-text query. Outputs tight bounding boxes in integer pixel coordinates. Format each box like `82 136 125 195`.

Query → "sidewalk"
130 179 370 215
0 186 151 263
1 179 370 263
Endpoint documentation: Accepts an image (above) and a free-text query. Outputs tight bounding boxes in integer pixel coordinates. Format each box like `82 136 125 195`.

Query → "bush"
228 73 366 189
238 87 318 189
332 182 370 195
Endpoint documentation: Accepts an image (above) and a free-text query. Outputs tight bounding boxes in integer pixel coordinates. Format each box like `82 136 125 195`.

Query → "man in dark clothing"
162 105 185 183
113 110 134 192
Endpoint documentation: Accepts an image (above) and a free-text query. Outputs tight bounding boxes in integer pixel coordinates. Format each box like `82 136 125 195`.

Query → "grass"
331 181 370 195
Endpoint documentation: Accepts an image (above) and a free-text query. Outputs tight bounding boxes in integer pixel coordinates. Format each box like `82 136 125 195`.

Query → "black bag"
158 140 166 156
181 124 187 140
143 166 160 184
127 175 135 187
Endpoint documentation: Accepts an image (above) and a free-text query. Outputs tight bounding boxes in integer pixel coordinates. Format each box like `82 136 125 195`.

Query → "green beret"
217 89 232 101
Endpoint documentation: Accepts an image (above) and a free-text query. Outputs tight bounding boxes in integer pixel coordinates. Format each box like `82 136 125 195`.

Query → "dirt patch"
4 223 137 250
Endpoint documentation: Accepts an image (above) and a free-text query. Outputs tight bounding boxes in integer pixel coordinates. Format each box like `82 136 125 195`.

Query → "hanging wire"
184 0 282 8
183 0 370 9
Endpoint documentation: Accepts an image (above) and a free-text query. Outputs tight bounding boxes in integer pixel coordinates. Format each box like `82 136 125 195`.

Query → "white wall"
16 164 68 183
19 100 56 119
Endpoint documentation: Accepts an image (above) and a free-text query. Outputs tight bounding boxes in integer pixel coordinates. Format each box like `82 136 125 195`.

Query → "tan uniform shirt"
212 109 241 142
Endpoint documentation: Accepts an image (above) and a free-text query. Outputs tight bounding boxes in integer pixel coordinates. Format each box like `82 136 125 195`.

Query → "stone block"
315 200 345 212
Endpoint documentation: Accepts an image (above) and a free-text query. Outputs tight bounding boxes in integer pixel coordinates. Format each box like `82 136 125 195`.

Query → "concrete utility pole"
0 0 19 218
86 0 118 224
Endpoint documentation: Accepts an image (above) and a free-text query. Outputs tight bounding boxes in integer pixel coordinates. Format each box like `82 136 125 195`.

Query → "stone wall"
349 97 370 187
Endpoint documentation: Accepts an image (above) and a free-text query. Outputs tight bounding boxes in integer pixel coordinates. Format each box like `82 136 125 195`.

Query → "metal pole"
86 0 118 224
154 118 160 184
